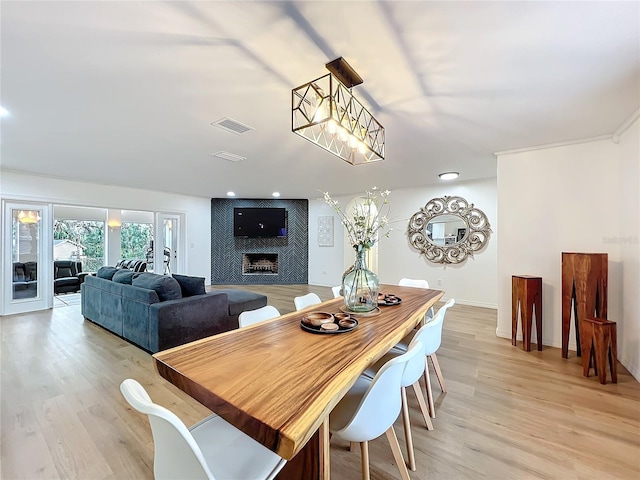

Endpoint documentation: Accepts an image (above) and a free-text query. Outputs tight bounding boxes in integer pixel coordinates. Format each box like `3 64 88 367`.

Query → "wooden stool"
511 275 542 352
583 318 617 384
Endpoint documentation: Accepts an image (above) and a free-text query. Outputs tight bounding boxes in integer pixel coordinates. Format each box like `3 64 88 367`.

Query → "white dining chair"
120 379 286 480
398 278 434 320
293 292 322 311
329 342 423 480
331 285 342 298
392 298 455 418
362 329 434 470
398 278 430 289
239 305 281 328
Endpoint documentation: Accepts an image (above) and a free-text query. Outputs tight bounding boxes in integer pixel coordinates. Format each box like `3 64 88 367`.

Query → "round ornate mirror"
407 196 491 264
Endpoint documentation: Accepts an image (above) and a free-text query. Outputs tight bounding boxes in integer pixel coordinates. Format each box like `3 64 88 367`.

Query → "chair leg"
359 441 370 480
430 353 447 393
411 381 433 431
401 387 416 471
385 427 411 480
349 441 357 452
423 357 435 418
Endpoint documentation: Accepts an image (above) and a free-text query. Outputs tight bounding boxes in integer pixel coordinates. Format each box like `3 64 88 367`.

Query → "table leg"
534 286 542 351
609 323 618 383
275 416 330 480
523 291 533 352
320 416 330 480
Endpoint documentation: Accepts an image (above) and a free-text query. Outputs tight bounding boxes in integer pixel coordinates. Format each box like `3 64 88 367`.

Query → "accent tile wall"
211 198 308 284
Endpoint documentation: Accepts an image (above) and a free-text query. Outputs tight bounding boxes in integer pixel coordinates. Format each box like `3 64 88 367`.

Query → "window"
53 220 105 272
121 222 154 271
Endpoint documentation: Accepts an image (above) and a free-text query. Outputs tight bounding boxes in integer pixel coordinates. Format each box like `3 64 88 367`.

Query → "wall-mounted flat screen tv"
233 207 287 238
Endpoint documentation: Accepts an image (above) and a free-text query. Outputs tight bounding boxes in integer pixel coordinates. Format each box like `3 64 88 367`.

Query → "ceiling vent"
210 117 254 135
211 151 246 162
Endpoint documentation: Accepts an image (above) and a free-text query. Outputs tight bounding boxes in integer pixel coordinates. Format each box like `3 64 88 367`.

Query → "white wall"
618 120 640 379
1 171 212 282
308 178 498 308
496 118 639 379
308 200 347 288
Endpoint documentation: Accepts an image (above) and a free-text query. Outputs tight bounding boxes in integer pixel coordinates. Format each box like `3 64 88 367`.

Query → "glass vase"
342 245 380 312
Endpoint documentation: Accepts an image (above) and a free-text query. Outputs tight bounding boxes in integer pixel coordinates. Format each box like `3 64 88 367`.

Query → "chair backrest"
401 334 428 387
398 278 430 289
416 298 455 355
25 261 38 281
120 379 214 480
13 262 27 281
293 292 322 311
239 305 281 328
335 342 423 442
54 260 79 279
331 286 342 298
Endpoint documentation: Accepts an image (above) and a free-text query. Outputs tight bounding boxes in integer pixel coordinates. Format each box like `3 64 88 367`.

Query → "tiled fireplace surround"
211 198 308 285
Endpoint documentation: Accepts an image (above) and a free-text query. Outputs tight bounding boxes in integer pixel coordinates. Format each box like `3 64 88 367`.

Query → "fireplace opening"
242 253 278 275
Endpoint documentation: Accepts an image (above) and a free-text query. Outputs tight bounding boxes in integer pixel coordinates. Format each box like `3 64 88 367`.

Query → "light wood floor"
2 285 639 479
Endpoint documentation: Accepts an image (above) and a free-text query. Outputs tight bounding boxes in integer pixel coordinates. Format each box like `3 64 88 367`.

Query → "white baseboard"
496 329 640 382
448 298 497 309
496 328 567 349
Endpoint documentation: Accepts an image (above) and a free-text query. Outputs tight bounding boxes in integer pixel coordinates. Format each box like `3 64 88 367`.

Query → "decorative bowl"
321 322 339 331
338 317 358 329
301 311 334 327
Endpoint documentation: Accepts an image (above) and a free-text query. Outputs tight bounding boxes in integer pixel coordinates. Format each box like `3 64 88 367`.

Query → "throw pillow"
132 273 182 301
112 269 137 285
172 274 206 297
97 266 118 280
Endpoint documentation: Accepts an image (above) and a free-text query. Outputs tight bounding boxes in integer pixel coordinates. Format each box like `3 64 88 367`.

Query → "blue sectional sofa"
81 268 267 353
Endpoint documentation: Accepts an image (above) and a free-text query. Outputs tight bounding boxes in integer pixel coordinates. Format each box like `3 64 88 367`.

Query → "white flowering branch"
322 187 391 250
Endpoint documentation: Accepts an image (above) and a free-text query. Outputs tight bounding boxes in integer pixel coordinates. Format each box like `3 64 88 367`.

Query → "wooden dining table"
153 284 443 479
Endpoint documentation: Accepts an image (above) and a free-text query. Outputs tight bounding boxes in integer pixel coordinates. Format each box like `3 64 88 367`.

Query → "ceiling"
2 1 638 199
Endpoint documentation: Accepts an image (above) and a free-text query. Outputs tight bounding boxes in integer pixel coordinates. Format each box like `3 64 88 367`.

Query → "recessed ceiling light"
226 191 236 197
439 172 459 181
272 192 281 198
0 106 10 118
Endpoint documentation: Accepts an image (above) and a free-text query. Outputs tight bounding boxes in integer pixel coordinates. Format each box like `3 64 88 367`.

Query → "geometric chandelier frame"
292 69 385 165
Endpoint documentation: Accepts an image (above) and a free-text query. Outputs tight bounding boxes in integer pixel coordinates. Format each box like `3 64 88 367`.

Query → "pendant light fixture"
292 57 385 165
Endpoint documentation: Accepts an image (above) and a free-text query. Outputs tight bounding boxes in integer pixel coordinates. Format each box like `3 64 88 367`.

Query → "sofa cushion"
132 273 182 301
97 266 118 280
172 274 206 297
112 269 137 284
213 288 268 316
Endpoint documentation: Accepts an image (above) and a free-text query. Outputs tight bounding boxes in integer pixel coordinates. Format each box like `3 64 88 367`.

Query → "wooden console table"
511 275 542 351
561 252 608 359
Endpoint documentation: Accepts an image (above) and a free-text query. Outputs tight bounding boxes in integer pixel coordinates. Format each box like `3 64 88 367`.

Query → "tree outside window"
53 220 104 271
121 222 153 265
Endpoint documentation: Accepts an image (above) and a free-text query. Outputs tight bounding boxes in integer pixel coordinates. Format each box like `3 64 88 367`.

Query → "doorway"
2 201 52 315
156 213 183 275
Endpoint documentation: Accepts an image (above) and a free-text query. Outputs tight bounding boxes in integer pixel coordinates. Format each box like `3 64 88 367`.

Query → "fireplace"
242 253 278 275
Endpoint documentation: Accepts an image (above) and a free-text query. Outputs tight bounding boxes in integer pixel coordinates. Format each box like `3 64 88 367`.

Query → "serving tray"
378 294 402 306
300 317 359 334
